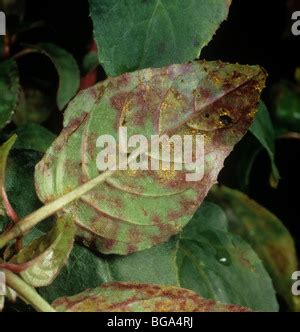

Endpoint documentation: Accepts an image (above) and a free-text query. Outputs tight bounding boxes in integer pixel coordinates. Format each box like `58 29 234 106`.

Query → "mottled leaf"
35 61 266 255
209 185 298 311
52 282 250 312
13 124 56 153
39 202 278 311
250 102 280 188
89 0 232 76
22 43 80 110
3 216 75 288
0 59 20 129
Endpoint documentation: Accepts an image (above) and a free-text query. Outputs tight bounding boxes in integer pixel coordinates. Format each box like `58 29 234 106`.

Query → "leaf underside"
35 61 266 255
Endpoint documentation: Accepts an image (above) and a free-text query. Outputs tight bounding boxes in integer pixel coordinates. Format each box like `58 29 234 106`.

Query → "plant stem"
0 169 115 249
4 270 55 312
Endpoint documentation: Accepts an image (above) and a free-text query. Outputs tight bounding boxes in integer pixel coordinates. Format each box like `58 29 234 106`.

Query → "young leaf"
39 202 278 312
89 0 232 76
209 185 299 311
250 102 280 188
52 282 251 312
35 61 267 255
4 216 75 288
17 43 80 110
0 59 20 129
0 149 52 244
0 135 18 222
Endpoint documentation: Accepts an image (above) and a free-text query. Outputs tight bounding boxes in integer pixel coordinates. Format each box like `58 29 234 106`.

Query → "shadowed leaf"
13 87 55 126
19 43 80 110
250 102 280 188
0 135 17 218
52 282 251 312
0 60 20 129
89 0 232 76
13 124 56 153
271 81 300 134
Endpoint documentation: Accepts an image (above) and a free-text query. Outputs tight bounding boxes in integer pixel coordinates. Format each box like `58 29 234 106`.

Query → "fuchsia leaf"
52 282 251 312
35 60 267 255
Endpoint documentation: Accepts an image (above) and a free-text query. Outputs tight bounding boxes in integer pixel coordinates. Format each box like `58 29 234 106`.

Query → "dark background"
7 0 300 255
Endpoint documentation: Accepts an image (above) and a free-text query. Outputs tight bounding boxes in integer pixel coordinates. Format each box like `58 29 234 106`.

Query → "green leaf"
39 202 278 311
12 124 56 153
0 149 50 243
22 43 80 110
0 135 17 193
52 282 251 312
177 202 278 312
210 185 299 311
89 0 232 76
39 238 179 302
271 81 300 134
250 102 280 188
0 135 17 218
82 51 99 75
35 61 267 255
0 60 20 129
13 87 55 126
6 216 75 288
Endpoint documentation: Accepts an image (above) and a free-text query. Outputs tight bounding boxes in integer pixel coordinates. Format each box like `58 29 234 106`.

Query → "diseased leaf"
13 124 56 153
39 202 278 312
35 61 267 255
52 282 251 312
209 185 298 311
3 216 75 288
89 0 232 76
0 59 20 129
250 102 280 188
21 43 80 110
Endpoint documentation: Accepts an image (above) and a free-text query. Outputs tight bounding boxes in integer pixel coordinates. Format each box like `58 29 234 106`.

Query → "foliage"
0 0 298 313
